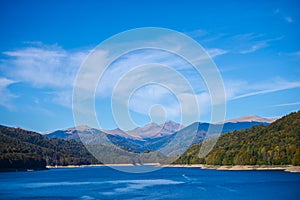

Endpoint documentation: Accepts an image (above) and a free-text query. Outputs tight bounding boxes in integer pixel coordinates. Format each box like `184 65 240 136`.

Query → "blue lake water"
0 166 300 200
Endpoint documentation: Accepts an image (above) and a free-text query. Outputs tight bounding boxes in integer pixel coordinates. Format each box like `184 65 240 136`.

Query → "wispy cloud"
0 77 17 109
1 43 89 88
127 84 210 123
97 48 213 98
206 48 228 58
49 90 73 108
191 30 284 55
185 29 227 44
270 102 300 107
280 51 300 58
239 42 268 54
231 33 284 54
228 79 300 100
0 40 222 121
93 46 220 123
0 42 90 108
2 34 227 116
107 60 207 120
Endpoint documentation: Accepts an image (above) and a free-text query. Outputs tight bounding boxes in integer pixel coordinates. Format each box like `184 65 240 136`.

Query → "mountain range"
45 115 273 153
1 112 299 170
220 114 277 124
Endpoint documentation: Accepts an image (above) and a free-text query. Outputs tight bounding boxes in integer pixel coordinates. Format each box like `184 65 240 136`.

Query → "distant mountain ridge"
220 115 277 124
126 120 184 139
45 126 102 140
1 112 297 170
46 120 184 141
45 115 273 141
45 116 272 153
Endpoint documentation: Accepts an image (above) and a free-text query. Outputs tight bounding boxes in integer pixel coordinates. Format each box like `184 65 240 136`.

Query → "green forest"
1 110 299 170
175 110 300 166
0 126 100 170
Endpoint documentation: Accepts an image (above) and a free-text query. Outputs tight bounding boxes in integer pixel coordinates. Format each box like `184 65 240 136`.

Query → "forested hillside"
0 126 100 170
1 110 299 170
175 110 300 166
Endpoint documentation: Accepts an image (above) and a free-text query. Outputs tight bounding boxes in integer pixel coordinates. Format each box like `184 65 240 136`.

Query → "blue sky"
0 0 299 132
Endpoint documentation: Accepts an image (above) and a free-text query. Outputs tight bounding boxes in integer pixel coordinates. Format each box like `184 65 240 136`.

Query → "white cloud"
128 85 181 118
0 43 90 108
97 49 207 97
0 77 17 109
50 90 73 108
184 30 283 57
94 49 218 125
226 33 284 54
127 84 210 124
0 35 227 119
224 80 247 99
0 77 15 88
271 102 300 107
231 33 265 41
206 48 228 58
1 43 89 88
227 79 300 100
239 42 268 54
281 51 300 57
110 63 204 118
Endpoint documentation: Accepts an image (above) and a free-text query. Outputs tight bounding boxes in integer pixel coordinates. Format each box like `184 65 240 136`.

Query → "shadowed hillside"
0 126 100 170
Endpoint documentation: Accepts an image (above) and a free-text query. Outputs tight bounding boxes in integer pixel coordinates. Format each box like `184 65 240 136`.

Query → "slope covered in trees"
175 110 300 166
1 110 299 170
0 125 100 170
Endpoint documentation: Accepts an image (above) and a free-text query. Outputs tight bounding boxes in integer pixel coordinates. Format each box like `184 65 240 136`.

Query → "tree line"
0 126 100 170
175 110 300 166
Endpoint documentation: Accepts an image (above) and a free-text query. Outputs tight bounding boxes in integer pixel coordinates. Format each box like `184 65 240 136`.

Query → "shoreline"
46 164 300 172
46 163 160 168
199 164 300 173
163 164 300 173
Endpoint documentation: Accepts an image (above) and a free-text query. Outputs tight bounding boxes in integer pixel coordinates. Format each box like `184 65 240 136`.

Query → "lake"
0 166 300 199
